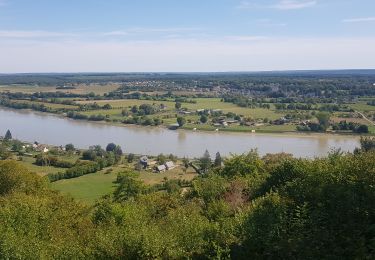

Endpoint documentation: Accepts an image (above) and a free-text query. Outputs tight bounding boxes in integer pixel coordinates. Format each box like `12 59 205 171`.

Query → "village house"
165 161 175 170
156 164 166 172
139 156 148 169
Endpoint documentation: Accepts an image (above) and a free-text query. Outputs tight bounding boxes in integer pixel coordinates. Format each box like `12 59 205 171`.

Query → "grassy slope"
51 164 198 205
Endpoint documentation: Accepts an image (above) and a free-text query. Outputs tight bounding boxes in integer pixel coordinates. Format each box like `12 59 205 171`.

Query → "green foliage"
239 151 375 259
113 172 145 202
156 153 167 165
1 149 375 259
316 112 331 130
191 174 228 203
127 153 135 163
200 114 208 123
176 116 186 127
199 150 212 173
65 143 75 151
214 152 223 167
4 130 12 140
221 150 264 178
0 161 47 196
175 101 182 109
359 136 375 152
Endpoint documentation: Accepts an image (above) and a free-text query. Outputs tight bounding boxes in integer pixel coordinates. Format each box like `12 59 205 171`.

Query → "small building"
156 165 166 172
169 123 180 130
139 156 148 169
179 111 192 115
165 161 175 170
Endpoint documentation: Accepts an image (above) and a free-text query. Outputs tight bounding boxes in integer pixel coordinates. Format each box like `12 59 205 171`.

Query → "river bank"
0 107 361 158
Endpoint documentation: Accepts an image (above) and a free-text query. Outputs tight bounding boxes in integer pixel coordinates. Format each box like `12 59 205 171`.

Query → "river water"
0 108 360 158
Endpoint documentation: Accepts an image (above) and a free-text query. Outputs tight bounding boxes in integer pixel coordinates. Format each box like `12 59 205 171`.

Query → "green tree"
315 112 330 131
200 115 208 124
4 130 12 140
113 172 145 202
106 143 117 152
127 153 135 163
65 143 75 152
199 150 212 173
157 154 167 164
175 102 182 110
177 117 186 127
214 152 222 167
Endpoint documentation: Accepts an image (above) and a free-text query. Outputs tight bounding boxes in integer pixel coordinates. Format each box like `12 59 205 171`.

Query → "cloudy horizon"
0 0 374 73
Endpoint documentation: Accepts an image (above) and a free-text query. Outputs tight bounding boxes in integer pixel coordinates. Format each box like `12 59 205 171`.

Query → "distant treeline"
1 71 375 99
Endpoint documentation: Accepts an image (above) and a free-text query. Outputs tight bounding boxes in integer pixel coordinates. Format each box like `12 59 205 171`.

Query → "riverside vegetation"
1 71 374 135
1 131 375 258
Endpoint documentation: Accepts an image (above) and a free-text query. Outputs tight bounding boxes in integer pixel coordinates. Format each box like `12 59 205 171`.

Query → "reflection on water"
0 108 360 158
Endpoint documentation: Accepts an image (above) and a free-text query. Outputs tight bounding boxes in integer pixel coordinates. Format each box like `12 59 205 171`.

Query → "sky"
0 0 374 73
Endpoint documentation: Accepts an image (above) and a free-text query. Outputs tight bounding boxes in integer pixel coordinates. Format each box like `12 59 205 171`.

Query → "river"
0 108 360 158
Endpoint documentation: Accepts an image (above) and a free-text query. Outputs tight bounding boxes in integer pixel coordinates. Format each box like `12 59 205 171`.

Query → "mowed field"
51 164 198 204
77 98 282 120
348 102 375 112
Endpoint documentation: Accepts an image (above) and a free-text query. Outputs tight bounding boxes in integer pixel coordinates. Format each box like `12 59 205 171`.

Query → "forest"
1 137 375 259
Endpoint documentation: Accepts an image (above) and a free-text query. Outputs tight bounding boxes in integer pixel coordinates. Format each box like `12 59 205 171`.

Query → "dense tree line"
1 137 375 258
48 144 122 182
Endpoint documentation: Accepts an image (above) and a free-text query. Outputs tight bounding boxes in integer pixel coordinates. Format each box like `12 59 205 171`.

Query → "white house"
156 165 166 172
165 161 175 170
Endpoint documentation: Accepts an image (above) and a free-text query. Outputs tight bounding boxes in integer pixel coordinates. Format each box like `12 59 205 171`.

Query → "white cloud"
237 0 317 10
0 36 374 73
342 17 375 23
272 0 317 10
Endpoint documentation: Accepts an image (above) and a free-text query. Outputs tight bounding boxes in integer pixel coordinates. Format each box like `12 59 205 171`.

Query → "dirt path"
356 111 375 126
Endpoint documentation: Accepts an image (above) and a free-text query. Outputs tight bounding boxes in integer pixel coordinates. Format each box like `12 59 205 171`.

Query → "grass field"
11 99 79 110
51 164 198 204
51 169 119 204
348 102 375 112
18 156 63 176
78 98 282 120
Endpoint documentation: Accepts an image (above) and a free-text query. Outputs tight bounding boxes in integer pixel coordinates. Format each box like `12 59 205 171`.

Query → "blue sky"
0 0 374 72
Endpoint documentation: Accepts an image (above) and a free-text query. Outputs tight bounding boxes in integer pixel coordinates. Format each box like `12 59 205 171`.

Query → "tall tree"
4 130 12 140
214 152 222 167
315 112 330 131
200 150 212 173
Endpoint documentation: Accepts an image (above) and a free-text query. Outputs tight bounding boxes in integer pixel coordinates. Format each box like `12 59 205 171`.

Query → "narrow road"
356 111 375 126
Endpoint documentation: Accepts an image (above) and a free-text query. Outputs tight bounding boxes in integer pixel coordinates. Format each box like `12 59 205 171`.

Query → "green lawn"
18 156 63 176
78 98 281 120
348 102 375 112
51 169 119 204
51 163 198 205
